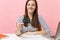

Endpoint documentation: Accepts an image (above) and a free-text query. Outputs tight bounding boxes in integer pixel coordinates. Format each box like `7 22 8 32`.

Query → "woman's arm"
38 16 50 35
31 28 47 35
16 16 24 36
23 28 47 35
16 23 24 36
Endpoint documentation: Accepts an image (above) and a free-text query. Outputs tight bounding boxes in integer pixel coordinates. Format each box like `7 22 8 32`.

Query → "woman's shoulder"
38 16 43 20
17 15 24 23
38 16 42 17
18 15 24 20
18 15 24 18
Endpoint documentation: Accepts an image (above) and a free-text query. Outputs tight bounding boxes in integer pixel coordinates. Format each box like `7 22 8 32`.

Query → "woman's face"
27 0 36 14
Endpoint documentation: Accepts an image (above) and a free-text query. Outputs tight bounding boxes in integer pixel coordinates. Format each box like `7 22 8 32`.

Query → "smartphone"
23 18 30 23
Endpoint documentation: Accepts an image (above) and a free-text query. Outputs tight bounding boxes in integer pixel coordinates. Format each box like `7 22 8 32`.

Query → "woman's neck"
28 12 33 21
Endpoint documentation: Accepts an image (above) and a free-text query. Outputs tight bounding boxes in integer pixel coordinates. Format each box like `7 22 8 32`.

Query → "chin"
28 11 34 13
28 12 33 14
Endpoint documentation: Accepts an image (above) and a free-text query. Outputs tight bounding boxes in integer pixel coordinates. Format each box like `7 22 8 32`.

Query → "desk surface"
1 34 51 40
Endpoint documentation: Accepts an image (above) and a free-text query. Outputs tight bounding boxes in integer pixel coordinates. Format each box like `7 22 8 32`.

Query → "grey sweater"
17 16 51 38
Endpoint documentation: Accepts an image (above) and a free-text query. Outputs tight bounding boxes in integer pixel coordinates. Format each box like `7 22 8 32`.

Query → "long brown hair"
24 0 41 31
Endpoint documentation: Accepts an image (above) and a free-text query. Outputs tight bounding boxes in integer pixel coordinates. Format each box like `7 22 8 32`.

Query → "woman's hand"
16 23 24 36
16 30 22 36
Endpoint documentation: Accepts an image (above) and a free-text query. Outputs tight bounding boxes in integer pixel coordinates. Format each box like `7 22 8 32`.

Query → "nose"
29 5 32 9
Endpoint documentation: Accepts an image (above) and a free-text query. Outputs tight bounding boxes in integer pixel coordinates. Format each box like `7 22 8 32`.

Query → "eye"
31 4 35 6
27 4 30 6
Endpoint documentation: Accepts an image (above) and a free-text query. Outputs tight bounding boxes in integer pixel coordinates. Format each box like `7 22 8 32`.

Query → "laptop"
55 21 60 40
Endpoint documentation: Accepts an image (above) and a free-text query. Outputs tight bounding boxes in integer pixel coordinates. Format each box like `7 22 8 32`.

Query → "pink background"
0 0 60 36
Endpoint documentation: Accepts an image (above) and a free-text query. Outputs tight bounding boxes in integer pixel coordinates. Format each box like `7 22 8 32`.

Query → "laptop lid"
55 21 60 40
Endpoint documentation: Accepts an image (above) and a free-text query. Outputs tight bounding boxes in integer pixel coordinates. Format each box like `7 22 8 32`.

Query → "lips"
28 8 33 11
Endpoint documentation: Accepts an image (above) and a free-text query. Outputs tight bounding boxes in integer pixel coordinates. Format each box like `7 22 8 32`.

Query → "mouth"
28 8 34 11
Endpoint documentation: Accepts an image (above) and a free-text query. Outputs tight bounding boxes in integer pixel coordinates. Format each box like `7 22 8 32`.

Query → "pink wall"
0 0 60 36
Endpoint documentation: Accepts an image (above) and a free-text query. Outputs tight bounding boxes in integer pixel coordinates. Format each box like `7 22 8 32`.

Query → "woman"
16 0 50 38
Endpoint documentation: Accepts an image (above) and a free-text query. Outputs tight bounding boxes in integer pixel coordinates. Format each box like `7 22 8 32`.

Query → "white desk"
1 34 51 40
